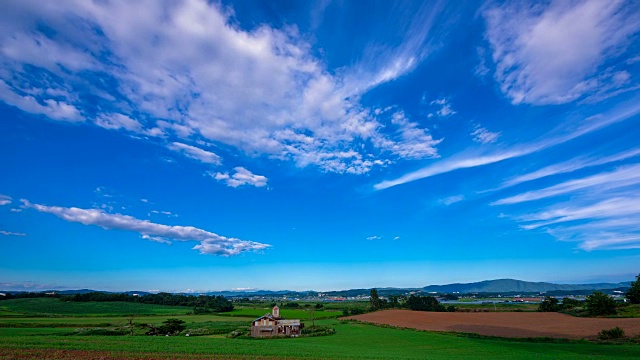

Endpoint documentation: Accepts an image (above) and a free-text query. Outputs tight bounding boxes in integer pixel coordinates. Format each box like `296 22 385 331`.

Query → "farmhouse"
250 305 303 337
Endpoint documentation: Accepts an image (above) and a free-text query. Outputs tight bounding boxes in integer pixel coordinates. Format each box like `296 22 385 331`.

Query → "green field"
229 307 342 320
1 299 639 359
0 298 192 316
1 320 639 359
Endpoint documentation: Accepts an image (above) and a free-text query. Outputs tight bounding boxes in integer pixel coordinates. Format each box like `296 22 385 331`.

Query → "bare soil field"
347 310 640 339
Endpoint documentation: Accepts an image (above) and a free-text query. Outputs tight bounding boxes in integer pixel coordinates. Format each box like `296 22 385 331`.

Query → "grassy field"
0 298 192 316
2 299 640 359
229 307 342 320
1 320 640 359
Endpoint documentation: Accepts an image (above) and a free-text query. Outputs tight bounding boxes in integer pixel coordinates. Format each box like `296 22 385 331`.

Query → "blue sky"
1 0 640 292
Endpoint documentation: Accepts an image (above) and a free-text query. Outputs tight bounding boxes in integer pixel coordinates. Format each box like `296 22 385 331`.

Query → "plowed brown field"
347 310 640 339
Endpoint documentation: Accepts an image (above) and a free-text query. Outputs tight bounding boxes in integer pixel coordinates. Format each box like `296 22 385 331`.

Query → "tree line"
538 274 640 316
0 291 233 312
63 292 234 312
368 289 453 312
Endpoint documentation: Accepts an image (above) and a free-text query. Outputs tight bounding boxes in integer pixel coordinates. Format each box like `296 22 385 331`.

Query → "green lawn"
1 320 639 359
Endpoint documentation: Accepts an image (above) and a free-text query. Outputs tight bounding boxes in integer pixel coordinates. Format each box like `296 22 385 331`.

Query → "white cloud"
0 80 83 122
374 98 640 190
372 111 440 160
513 195 640 251
21 199 270 256
501 147 640 189
167 142 221 165
366 235 382 241
210 167 268 188
0 194 11 206
471 126 500 144
0 230 26 236
484 0 640 104
440 195 465 206
150 210 177 217
428 98 456 118
0 0 444 175
95 113 145 133
492 164 640 205
393 236 400 241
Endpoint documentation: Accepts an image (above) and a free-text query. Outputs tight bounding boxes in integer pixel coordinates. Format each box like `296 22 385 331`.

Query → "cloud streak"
493 163 640 205
0 194 11 206
374 98 640 190
21 199 269 256
167 142 222 165
0 230 26 236
501 147 640 189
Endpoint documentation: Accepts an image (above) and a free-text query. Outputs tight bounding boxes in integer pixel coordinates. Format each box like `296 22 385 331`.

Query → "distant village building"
250 305 303 337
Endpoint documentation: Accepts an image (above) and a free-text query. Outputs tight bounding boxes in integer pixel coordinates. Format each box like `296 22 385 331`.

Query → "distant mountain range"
421 279 631 294
2 278 631 296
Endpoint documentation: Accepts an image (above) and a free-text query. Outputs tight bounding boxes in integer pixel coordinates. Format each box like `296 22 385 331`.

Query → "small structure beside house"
250 305 303 337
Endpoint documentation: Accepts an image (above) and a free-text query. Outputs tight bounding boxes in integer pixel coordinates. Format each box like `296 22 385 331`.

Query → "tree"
585 292 617 316
370 289 382 311
126 315 137 336
405 294 446 312
538 297 561 312
625 273 640 304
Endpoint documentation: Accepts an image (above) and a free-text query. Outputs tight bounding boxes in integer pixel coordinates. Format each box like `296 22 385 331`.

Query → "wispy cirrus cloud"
428 98 456 118
21 199 269 256
210 167 268 188
492 163 640 205
374 98 640 190
440 195 465 206
484 0 640 105
0 230 26 236
366 235 382 241
515 196 640 251
0 194 11 206
167 142 222 165
0 0 445 175
501 147 640 189
471 126 500 144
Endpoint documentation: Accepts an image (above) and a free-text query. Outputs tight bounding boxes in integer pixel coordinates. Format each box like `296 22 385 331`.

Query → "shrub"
598 326 625 340
446 305 457 312
349 307 366 315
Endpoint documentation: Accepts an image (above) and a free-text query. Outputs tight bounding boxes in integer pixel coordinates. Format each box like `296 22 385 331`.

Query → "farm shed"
250 305 303 337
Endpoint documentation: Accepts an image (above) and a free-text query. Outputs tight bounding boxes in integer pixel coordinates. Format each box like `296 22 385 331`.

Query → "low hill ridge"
422 278 630 293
